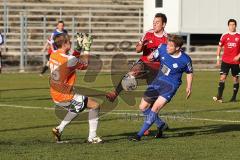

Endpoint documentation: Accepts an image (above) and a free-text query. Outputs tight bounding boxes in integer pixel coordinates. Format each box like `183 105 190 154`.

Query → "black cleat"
155 128 163 138
128 135 141 141
155 122 168 139
229 98 237 102
162 122 169 131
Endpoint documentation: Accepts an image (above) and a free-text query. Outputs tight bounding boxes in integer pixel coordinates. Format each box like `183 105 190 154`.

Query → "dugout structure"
144 0 240 34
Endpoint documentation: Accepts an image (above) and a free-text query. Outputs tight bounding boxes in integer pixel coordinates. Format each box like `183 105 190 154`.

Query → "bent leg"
216 62 229 100
230 64 240 101
56 110 78 133
136 96 167 138
231 76 239 101
216 74 227 99
106 61 144 102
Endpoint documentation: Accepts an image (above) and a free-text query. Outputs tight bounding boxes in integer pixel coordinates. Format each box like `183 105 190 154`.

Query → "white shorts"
54 94 88 113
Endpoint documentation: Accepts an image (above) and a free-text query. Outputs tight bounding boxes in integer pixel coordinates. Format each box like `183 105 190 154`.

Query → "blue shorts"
143 79 178 104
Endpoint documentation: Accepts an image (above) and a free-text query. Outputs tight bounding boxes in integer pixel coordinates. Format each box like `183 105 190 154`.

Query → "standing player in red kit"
213 19 240 103
106 13 168 102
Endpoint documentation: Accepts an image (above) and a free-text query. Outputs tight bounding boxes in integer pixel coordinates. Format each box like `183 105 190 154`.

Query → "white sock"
88 108 99 140
56 111 78 133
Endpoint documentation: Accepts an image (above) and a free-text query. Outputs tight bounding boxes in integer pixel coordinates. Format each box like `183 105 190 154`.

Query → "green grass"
0 72 240 160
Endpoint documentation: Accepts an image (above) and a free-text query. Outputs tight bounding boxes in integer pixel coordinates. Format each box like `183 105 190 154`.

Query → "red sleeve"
140 32 147 42
219 34 226 47
48 48 53 55
76 63 88 70
71 50 88 70
68 61 87 70
72 50 81 58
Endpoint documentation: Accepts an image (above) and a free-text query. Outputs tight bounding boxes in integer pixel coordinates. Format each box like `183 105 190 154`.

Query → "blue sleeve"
0 33 4 45
153 44 166 61
153 49 160 60
184 56 193 74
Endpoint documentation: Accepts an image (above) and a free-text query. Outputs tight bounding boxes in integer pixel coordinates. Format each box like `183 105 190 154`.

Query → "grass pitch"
0 71 240 160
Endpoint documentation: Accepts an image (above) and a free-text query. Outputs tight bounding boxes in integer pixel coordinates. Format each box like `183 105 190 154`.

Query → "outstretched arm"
41 41 49 52
77 54 89 70
147 45 161 61
216 46 222 67
186 73 193 99
75 33 93 70
136 40 148 53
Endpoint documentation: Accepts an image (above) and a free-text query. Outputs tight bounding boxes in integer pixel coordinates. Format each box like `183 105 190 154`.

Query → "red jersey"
138 29 167 70
219 32 240 64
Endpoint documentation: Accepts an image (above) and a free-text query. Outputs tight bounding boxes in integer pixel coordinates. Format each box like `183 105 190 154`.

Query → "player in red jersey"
213 19 240 103
106 13 168 102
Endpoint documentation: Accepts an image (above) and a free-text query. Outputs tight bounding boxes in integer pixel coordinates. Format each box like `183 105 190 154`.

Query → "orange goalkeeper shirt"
49 49 80 104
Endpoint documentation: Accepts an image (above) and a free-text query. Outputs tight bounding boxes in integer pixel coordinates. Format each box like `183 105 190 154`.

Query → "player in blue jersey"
49 20 68 51
129 34 193 141
40 21 68 76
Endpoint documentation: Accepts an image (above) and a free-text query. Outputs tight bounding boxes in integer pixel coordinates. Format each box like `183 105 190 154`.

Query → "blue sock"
137 111 157 137
142 108 164 129
155 115 165 129
142 107 151 116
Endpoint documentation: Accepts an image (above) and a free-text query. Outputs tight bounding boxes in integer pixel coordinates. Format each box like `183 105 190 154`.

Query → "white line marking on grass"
0 103 141 112
102 112 240 123
102 112 143 116
1 103 240 123
0 104 54 110
112 109 140 112
214 110 240 113
163 115 240 123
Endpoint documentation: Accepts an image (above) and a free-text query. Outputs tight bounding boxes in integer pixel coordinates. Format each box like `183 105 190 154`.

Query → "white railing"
1 2 143 72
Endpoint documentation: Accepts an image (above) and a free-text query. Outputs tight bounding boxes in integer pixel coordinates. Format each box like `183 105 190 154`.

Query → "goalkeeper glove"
82 33 93 52
75 32 84 52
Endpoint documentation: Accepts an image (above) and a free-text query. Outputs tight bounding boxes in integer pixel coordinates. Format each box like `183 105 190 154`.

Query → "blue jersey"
153 44 193 87
50 29 68 41
144 44 193 102
49 29 68 50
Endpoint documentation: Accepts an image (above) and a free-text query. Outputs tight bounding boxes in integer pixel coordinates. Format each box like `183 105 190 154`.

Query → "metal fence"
1 1 143 72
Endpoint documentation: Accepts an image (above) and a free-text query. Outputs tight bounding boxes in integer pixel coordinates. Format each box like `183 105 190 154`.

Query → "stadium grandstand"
0 0 217 72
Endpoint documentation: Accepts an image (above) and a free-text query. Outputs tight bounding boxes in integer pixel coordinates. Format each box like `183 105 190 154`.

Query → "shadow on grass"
1 124 240 144
101 124 240 142
0 117 119 133
166 124 240 138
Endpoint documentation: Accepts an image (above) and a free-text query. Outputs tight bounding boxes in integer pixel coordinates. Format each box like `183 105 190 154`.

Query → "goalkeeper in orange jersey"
49 33 103 144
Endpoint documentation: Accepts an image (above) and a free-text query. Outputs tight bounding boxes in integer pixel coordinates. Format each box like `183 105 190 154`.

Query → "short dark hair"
57 20 64 25
54 33 70 48
155 13 167 24
228 19 237 26
168 34 184 48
